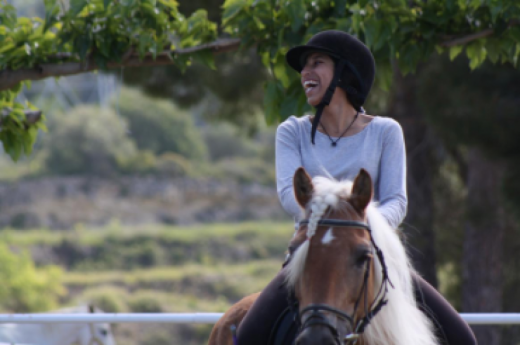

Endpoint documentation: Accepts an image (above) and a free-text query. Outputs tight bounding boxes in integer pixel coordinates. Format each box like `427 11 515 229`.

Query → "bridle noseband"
295 219 393 345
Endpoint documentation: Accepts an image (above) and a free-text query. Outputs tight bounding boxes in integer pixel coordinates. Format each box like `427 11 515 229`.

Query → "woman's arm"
275 119 305 220
377 120 408 229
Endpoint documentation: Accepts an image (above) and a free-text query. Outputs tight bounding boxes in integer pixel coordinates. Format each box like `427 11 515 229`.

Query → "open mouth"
304 80 319 95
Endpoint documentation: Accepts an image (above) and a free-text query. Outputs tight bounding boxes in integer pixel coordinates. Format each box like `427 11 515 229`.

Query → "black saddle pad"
268 305 299 345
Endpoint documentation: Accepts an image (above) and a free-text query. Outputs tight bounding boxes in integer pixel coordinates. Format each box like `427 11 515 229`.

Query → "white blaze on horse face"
321 227 335 245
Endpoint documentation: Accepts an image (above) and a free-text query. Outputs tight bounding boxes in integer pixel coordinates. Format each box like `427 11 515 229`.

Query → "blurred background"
2 1 520 345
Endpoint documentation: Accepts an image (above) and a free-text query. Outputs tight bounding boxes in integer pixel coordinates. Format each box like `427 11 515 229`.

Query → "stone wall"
0 177 289 229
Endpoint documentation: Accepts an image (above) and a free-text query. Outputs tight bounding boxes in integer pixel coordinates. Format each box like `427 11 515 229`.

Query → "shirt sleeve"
377 120 408 229
275 119 305 220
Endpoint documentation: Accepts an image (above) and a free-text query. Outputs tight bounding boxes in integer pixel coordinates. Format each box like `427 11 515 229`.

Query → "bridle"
295 219 394 345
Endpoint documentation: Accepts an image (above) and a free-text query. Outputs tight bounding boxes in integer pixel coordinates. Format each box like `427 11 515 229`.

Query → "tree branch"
1 18 518 93
0 109 42 127
439 20 519 48
439 28 495 48
0 38 241 92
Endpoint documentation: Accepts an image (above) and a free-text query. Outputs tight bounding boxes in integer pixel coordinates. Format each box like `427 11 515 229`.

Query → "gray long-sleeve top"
275 115 407 229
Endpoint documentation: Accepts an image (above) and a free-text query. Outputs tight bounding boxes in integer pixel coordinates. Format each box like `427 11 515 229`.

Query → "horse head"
286 167 391 345
79 305 117 345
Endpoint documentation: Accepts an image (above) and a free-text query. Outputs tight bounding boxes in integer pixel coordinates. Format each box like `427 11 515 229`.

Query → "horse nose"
295 327 337 345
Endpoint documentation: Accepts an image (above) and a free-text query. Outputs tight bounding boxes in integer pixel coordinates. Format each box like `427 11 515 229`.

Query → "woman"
236 30 476 345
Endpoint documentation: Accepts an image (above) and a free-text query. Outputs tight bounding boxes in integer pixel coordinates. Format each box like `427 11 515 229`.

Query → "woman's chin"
306 96 320 107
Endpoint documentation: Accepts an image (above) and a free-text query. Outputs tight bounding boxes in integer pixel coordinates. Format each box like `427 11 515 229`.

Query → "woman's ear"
349 169 373 213
293 167 314 208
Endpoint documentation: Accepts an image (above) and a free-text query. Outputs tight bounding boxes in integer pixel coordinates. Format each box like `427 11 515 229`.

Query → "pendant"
331 142 337 147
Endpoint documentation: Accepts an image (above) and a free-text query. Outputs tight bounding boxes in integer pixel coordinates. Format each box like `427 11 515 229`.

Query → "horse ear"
293 167 314 208
349 169 373 213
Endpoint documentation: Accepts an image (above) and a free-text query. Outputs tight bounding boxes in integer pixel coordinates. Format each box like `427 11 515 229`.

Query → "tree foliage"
121 50 268 132
418 54 520 210
220 0 520 122
0 0 217 160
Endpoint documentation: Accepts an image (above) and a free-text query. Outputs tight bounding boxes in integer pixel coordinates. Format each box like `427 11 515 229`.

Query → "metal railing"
0 313 519 325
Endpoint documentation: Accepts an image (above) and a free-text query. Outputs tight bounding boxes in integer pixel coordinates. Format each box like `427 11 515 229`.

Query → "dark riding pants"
236 267 477 345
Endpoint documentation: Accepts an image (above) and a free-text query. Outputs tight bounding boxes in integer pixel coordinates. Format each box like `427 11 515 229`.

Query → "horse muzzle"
295 326 339 345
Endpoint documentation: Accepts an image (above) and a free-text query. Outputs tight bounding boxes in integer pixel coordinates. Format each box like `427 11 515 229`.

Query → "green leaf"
469 0 481 10
193 50 216 70
253 16 265 30
104 0 112 10
363 16 382 49
70 0 88 16
43 0 60 31
286 0 306 32
510 27 520 44
279 96 299 120
264 80 283 125
449 45 463 61
333 0 347 17
77 35 91 61
466 41 487 70
273 56 291 88
222 0 248 26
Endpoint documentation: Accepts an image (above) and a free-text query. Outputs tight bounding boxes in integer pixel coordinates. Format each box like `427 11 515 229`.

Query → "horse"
0 305 116 345
209 167 438 345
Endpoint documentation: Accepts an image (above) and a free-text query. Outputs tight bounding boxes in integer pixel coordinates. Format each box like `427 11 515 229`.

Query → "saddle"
268 303 299 345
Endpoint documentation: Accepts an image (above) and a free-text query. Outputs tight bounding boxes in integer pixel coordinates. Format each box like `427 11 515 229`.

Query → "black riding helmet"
286 30 375 144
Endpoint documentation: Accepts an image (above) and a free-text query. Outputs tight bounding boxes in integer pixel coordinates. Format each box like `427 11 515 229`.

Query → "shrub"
212 157 276 185
114 88 208 161
0 244 64 312
156 152 192 177
43 106 140 176
78 286 128 313
128 291 164 313
202 123 257 161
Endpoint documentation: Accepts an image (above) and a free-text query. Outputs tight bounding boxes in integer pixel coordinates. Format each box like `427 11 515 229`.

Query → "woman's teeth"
304 80 319 94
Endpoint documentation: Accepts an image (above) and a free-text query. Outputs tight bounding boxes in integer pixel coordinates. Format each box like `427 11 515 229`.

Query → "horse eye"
355 253 371 268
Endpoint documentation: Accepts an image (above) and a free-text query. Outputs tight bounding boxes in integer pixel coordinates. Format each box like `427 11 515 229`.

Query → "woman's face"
301 52 335 107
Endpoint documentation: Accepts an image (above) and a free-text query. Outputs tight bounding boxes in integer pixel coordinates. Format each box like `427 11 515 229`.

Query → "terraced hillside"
2 222 295 345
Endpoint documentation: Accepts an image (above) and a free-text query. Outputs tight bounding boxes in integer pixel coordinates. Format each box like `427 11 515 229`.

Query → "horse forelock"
285 177 354 290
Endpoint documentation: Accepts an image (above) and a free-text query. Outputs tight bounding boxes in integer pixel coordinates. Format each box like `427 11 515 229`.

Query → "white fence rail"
0 313 519 325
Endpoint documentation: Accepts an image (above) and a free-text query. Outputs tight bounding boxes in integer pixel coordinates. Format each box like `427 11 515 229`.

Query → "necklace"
320 112 359 147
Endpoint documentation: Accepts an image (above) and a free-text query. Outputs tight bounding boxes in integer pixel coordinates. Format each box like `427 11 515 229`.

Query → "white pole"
0 313 519 325
460 313 520 325
0 313 223 324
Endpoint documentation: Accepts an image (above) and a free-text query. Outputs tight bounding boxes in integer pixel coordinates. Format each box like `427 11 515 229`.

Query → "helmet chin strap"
310 59 367 145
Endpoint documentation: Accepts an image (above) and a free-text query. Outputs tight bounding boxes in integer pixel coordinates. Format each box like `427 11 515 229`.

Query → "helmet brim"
286 45 340 73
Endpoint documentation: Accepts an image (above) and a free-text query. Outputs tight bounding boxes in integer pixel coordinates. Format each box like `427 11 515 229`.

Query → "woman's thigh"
413 273 477 345
236 268 290 345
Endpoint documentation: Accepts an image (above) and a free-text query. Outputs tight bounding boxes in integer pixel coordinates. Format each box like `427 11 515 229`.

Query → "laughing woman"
235 31 477 345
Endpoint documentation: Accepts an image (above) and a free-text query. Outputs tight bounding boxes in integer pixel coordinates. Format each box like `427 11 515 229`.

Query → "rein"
296 219 394 344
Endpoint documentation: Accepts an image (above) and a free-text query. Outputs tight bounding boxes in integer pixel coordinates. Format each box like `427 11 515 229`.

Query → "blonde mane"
285 176 438 345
